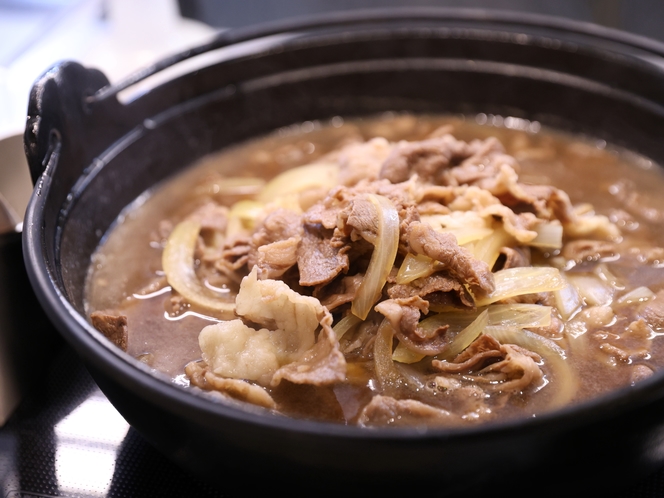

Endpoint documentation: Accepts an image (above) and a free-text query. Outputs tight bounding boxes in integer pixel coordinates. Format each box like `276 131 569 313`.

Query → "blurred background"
1 0 664 139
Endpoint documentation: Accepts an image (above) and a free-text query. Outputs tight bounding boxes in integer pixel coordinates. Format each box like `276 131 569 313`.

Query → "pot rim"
22 7 664 441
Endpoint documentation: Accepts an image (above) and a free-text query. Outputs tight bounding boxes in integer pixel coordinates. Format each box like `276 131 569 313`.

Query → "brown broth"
85 114 664 424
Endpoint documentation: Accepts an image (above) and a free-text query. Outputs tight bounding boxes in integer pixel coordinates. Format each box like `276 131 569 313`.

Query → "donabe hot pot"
22 9 664 496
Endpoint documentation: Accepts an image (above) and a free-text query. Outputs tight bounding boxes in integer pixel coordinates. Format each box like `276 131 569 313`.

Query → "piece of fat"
236 266 323 359
199 320 280 386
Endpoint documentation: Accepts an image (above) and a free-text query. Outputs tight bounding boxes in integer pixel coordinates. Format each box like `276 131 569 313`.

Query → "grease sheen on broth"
86 114 664 426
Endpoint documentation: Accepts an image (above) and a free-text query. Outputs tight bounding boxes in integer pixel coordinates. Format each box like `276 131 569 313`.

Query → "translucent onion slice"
566 274 614 307
528 221 563 249
475 267 566 307
333 314 362 340
436 310 489 361
488 326 577 409
418 310 483 339
472 225 515 268
162 219 235 315
374 319 408 394
396 253 436 285
486 304 552 329
442 227 493 246
351 195 400 320
392 342 426 364
616 286 655 305
257 163 339 203
226 199 265 237
553 278 582 320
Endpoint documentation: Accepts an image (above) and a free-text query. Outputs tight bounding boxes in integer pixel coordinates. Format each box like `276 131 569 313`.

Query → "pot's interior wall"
57 26 664 312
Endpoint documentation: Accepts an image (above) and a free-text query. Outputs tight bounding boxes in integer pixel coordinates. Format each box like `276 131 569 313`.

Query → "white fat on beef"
235 266 321 359
200 266 342 386
199 320 280 386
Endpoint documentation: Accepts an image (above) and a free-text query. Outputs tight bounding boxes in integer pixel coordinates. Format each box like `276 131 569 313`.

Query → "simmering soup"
86 114 664 427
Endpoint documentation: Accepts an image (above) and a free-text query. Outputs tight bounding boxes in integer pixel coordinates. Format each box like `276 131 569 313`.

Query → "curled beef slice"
358 395 458 427
185 361 277 410
375 297 456 356
338 195 379 243
336 137 393 187
315 273 364 311
256 236 301 279
433 335 543 393
432 334 504 373
406 221 494 296
479 344 543 393
91 311 128 351
387 272 475 308
379 135 478 184
271 310 346 386
187 202 229 232
495 246 531 271
249 208 303 267
297 224 350 287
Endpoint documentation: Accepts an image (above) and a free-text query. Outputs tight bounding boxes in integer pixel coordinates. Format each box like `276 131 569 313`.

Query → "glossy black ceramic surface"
21 9 664 496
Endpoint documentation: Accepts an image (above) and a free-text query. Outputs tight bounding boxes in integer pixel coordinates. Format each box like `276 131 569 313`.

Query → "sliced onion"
392 342 426 364
374 319 407 394
226 199 265 237
162 219 235 316
488 326 577 409
528 221 563 249
472 225 515 268
486 304 552 329
351 195 400 320
436 310 489 360
566 274 614 307
553 278 582 320
441 227 493 246
396 253 436 284
418 310 483 339
257 163 339 203
616 286 655 305
476 267 566 306
333 313 362 340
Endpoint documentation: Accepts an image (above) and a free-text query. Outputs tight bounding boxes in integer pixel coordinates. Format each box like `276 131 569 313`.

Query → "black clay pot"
21 9 664 497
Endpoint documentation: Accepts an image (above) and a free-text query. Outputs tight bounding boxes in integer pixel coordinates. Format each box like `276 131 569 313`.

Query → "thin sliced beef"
379 135 482 184
297 224 350 286
256 236 301 279
271 311 346 386
336 137 393 187
375 297 455 356
185 361 277 409
432 335 504 373
496 246 531 270
387 272 475 308
90 311 128 351
406 221 494 296
251 208 303 250
433 334 543 393
315 274 364 311
358 395 458 427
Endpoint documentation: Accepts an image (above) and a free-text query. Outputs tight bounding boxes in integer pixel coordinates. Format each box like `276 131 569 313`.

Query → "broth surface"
86 114 664 426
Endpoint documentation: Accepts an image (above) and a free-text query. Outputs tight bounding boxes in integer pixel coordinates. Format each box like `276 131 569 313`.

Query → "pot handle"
24 61 125 186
